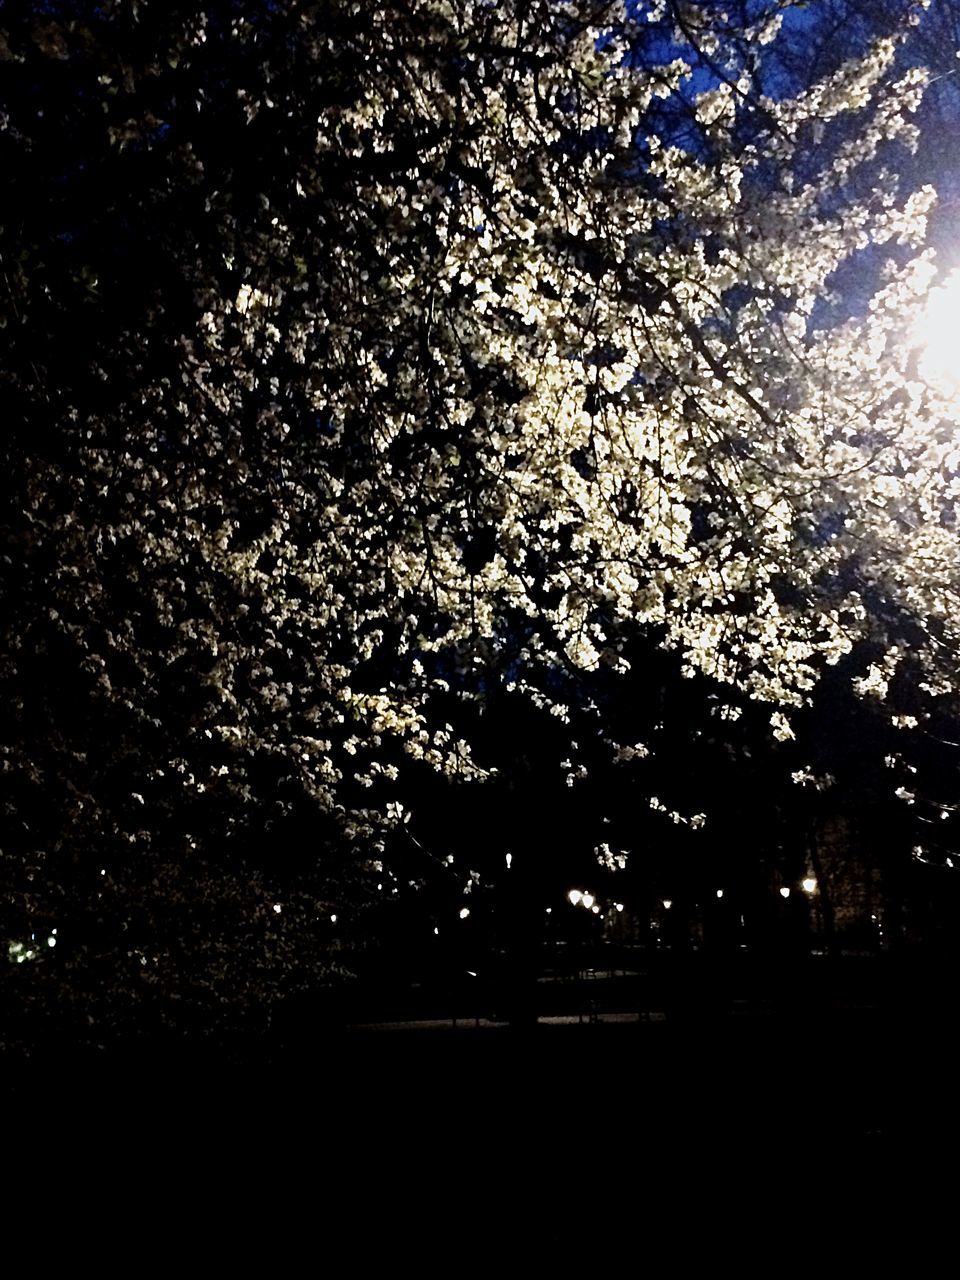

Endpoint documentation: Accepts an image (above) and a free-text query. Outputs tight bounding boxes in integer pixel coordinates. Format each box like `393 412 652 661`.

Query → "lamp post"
802 876 822 951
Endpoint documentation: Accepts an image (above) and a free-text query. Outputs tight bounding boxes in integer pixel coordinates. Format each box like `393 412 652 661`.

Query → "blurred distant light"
615 902 624 913
582 893 595 909
801 877 817 894
459 907 470 920
591 904 600 914
330 913 338 924
716 889 724 900
545 907 552 914
662 899 672 910
272 903 282 914
505 852 513 869
568 890 583 906
47 936 56 948
779 887 790 899
434 926 439 935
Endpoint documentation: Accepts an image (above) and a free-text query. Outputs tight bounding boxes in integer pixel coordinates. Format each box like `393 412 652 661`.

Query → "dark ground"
3 953 957 1241
2 1007 955 1256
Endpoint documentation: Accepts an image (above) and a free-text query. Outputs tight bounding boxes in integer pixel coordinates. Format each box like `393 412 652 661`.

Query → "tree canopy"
2 0 959 1033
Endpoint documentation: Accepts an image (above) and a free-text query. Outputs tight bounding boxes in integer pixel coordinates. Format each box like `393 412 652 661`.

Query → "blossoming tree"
2 0 957 1027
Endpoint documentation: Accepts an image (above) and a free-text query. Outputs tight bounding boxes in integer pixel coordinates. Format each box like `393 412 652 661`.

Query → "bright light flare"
801 877 818 894
916 269 960 394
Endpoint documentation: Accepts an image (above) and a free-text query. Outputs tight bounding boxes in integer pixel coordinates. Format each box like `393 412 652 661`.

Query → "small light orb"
505 852 513 869
47 936 56 948
591 904 600 914
272 903 282 914
615 903 624 913
662 899 672 910
330 913 338 924
716 889 724 900
780 887 791 899
801 877 817 894
568 890 583 906
459 907 470 920
582 893 595 909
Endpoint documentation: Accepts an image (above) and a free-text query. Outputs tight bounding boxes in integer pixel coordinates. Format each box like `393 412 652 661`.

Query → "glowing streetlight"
801 877 818 895
916 269 960 394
